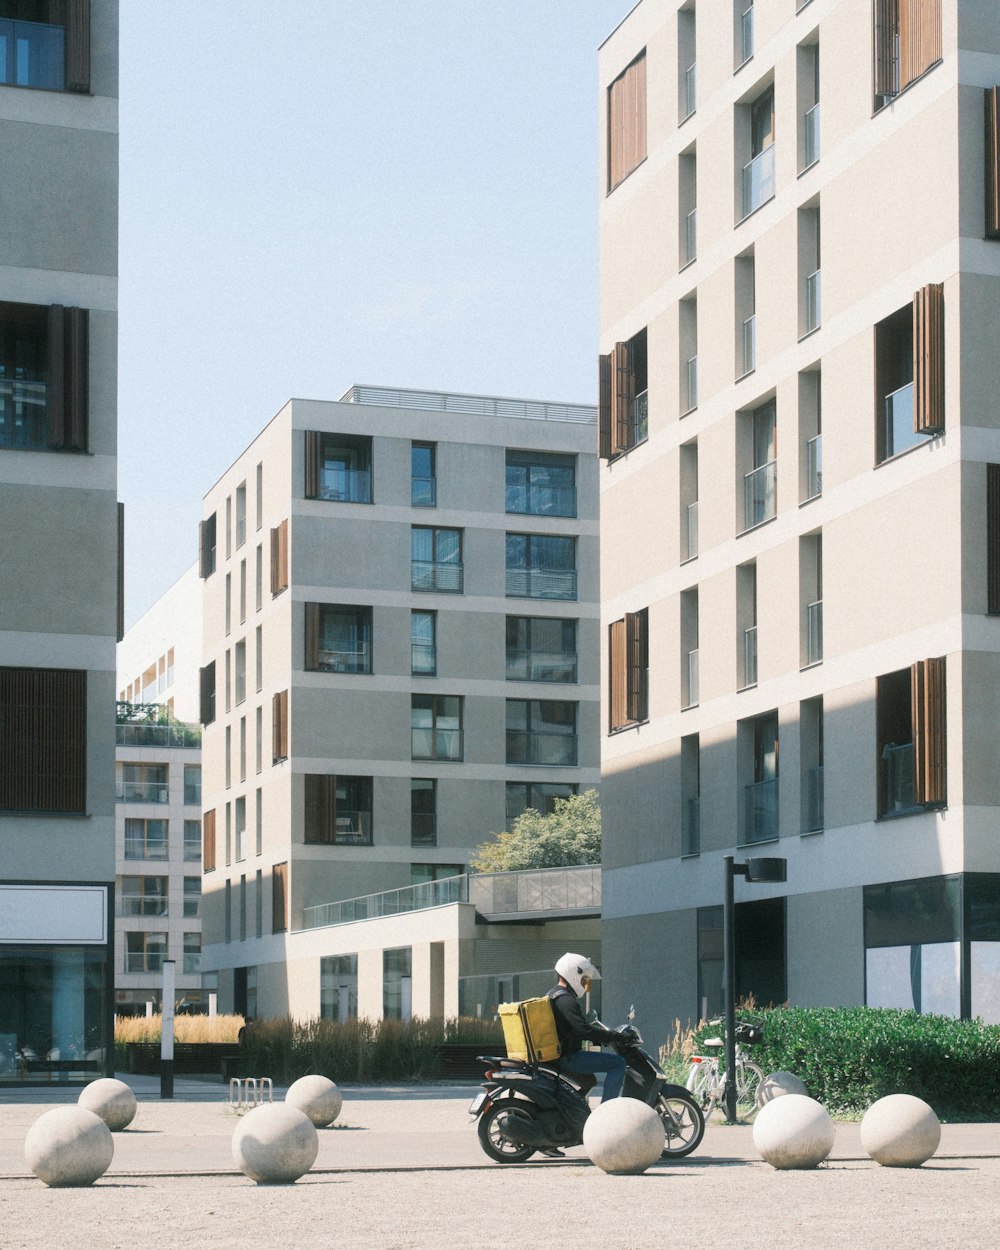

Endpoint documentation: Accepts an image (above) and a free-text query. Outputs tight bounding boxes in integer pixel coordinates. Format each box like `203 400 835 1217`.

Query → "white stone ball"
583 1098 664 1175
285 1074 343 1127
232 1103 319 1184
860 1094 941 1167
78 1078 138 1131
753 1094 835 1170
25 1106 114 1187
757 1070 810 1106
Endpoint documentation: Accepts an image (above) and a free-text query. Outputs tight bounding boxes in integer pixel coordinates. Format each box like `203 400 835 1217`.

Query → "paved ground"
0 1076 997 1249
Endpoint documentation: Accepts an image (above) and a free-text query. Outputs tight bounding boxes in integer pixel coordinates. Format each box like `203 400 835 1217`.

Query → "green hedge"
691 1006 1000 1119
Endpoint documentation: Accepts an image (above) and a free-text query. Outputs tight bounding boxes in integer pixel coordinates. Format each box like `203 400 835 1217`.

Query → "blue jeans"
560 1049 626 1102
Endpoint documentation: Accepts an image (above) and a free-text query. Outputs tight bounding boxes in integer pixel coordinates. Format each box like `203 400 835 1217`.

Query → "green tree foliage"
470 789 600 872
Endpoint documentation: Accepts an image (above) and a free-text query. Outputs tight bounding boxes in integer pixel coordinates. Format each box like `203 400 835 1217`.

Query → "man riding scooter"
549 952 625 1101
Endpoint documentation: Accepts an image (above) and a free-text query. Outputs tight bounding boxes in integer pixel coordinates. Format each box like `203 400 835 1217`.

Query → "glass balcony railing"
882 742 918 815
803 102 820 168
469 864 600 918
805 269 821 334
682 796 700 856
742 315 756 376
685 648 699 708
317 646 370 674
686 500 699 561
632 390 649 445
120 896 168 918
683 63 696 119
115 722 201 748
685 356 698 411
117 781 169 804
742 625 758 688
806 599 823 665
319 468 371 503
0 378 46 449
411 560 463 593
506 649 578 683
805 434 822 500
303 874 468 930
743 459 777 529
411 476 437 507
411 729 463 762
742 777 778 844
125 951 166 974
742 144 775 218
506 730 578 767
410 642 437 675
505 568 577 601
802 765 824 833
741 5 755 63
0 18 65 90
330 812 372 846
684 208 697 265
883 382 923 459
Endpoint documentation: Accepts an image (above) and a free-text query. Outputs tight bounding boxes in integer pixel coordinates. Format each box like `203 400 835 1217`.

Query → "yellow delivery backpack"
498 996 561 1064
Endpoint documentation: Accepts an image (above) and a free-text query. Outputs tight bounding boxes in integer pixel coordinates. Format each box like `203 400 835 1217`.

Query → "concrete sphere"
582 1099 664 1175
78 1078 138 1131
860 1094 941 1167
757 1071 810 1106
232 1103 319 1184
25 1106 114 1187
285 1074 343 1128
753 1094 835 1170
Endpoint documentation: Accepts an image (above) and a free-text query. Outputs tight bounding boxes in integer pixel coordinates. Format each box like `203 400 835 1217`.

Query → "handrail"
340 385 596 425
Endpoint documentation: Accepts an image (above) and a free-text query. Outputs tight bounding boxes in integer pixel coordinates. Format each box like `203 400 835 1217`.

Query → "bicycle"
686 1019 765 1121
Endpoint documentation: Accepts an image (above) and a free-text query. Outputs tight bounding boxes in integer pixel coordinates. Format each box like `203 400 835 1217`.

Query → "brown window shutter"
304 431 321 498
913 283 944 434
116 502 124 643
45 304 65 448
64 307 88 450
199 662 216 725
625 609 648 723
608 73 624 191
986 88 1000 239
988 465 1000 613
199 521 209 578
872 0 897 98
911 657 946 806
598 354 613 459
630 51 647 175
272 689 288 762
304 774 336 843
272 861 288 932
608 51 646 192
65 0 91 93
899 0 942 93
203 809 216 872
609 618 627 731
304 602 320 671
612 341 633 454
270 519 288 594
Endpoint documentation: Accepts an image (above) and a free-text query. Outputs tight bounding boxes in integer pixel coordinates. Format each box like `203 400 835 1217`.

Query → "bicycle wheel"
734 1061 764 1121
686 1061 715 1113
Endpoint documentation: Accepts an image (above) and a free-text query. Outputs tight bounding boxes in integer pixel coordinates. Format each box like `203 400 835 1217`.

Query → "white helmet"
555 952 601 998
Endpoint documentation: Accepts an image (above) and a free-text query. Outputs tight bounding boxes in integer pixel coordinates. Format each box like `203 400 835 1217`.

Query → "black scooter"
470 1007 705 1163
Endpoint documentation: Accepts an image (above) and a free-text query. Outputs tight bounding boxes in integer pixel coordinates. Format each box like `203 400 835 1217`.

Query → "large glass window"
412 442 436 507
183 933 201 975
505 781 577 825
411 778 436 846
183 765 201 806
125 932 167 975
411 610 437 676
506 617 577 682
306 604 372 673
411 527 463 593
321 954 358 1023
119 876 168 917
304 775 373 845
183 876 201 918
506 700 578 766
183 819 201 862
124 819 168 861
307 432 372 503
383 947 412 1021
505 533 577 601
0 15 65 91
411 695 463 761
505 451 576 517
117 763 168 805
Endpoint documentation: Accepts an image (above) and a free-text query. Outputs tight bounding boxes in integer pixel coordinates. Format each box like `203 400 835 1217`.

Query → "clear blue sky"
118 1 628 626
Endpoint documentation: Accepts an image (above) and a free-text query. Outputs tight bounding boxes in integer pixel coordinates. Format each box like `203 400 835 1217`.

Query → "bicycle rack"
229 1076 273 1110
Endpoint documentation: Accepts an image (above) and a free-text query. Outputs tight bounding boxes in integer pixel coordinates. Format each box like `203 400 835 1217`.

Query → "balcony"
803 102 820 169
742 777 778 844
0 18 65 90
742 144 775 218
120 896 168 918
740 4 755 63
806 599 823 666
682 796 700 856
741 625 758 688
506 649 577 683
684 208 697 266
318 468 371 504
882 742 919 816
411 642 437 675
124 952 166 975
802 765 824 833
505 483 577 518
805 435 822 500
317 646 370 674
743 459 777 529
115 721 201 749
741 315 756 376
632 390 649 445
0 378 46 449
685 500 699 561
684 648 699 709
411 560 463 593
332 812 373 846
412 476 436 507
506 730 578 767
682 63 696 120
505 568 577 601
883 382 923 459
685 356 698 412
805 269 821 334
117 781 169 804
469 865 600 922
302 873 468 930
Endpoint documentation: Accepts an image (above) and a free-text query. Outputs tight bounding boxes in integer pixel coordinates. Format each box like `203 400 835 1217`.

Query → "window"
272 862 288 933
183 876 201 918
681 590 699 709
877 659 946 817
225 725 231 788
799 206 821 336
234 639 246 704
255 543 263 612
124 818 168 861
304 431 372 503
505 533 577 601
741 401 776 530
678 6 696 121
679 148 697 266
736 0 754 66
239 559 247 624
272 690 288 762
239 875 247 941
0 8 63 89
988 88 1000 240
740 710 778 845
270 519 288 595
125 932 167 975
411 778 436 846
199 661 216 726
607 49 647 192
798 39 820 170
873 0 942 110
506 699 578 766
608 611 648 729
255 868 263 935
412 441 436 507
411 610 436 676
119 875 168 917
505 451 576 517
875 285 944 462
184 819 201 862
304 774 373 845
800 531 823 667
799 369 822 502
506 782 577 824
183 932 201 975
255 787 262 856
305 603 372 673
741 86 775 218
117 762 168 805
199 513 217 579
235 795 246 860
736 250 756 377
383 947 412 1020
256 461 263 530
680 439 699 561
506 616 577 683
225 495 232 559
411 695 463 761
255 705 262 774
225 573 231 636
599 327 648 458
0 303 88 452
224 881 231 943
801 697 824 833
235 482 247 548
256 624 262 692
203 809 216 872
681 734 701 854
680 296 698 413
411 526 463 593
0 667 85 812
321 953 358 1022
738 561 758 689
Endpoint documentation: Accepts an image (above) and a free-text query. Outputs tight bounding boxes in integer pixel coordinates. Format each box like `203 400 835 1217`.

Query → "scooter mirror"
627 1004 636 1023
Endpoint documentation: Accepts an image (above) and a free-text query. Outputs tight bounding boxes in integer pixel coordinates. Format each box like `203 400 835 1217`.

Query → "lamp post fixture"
722 855 786 1124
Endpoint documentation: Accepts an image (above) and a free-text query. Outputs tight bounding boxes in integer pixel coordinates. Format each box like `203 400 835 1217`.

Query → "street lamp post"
722 855 786 1124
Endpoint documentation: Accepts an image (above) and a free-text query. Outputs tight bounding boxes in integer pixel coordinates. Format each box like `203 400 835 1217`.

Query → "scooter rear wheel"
656 1092 705 1158
477 1100 538 1163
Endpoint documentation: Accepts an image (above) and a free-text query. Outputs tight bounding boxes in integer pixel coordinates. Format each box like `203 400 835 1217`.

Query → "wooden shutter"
598 354 613 459
625 609 648 723
304 602 321 671
116 502 124 643
199 662 215 725
611 340 633 454
272 689 288 762
899 0 942 93
270 520 288 594
609 619 627 731
44 305 88 450
0 668 85 813
304 774 336 843
272 861 288 932
911 657 946 806
45 304 65 448
986 88 1000 239
304 431 321 498
65 0 91 93
988 465 1000 613
872 0 897 99
913 283 944 434
203 809 216 872
608 51 647 192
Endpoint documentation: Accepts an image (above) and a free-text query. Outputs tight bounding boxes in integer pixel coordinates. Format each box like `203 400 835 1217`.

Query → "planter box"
125 1042 240 1077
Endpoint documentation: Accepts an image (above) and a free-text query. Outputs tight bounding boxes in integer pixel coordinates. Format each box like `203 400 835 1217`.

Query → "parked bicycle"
685 1019 765 1121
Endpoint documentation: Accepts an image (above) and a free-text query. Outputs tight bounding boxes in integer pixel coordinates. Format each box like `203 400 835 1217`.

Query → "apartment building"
198 385 599 1020
0 1 119 1083
598 0 1000 1042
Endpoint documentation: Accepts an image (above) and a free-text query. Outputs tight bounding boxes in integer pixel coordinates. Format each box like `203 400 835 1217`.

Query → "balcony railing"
802 765 824 833
124 837 168 861
740 4 755 63
340 384 596 426
805 269 821 334
120 896 168 918
411 642 437 675
317 646 370 674
685 648 699 708
805 434 822 500
806 599 823 665
115 722 201 749
682 796 700 856
683 63 696 119
742 625 758 688
411 729 463 761
686 500 699 560
685 356 698 412
318 468 371 503
0 378 46 449
742 144 775 217
743 459 777 529
411 476 437 507
469 865 600 918
302 874 468 931
684 208 697 265
741 315 756 375
882 742 918 815
883 382 922 459
742 777 778 844
506 649 578 683
0 18 65 90
632 390 649 445
803 102 820 168
117 781 169 804
505 568 577 601
330 812 372 846
411 560 463 593
125 952 166 975
505 484 577 518
506 730 578 767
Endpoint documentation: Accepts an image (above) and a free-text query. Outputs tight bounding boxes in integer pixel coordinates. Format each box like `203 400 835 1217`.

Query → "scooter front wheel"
656 1092 705 1158
477 1100 538 1164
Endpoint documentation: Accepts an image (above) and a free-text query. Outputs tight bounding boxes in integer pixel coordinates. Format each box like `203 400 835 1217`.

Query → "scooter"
470 1007 705 1163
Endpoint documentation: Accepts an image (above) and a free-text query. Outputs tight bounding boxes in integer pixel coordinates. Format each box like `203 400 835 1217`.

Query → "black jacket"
548 985 619 1057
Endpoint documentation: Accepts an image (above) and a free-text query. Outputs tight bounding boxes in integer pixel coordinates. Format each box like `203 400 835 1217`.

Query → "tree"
470 789 600 873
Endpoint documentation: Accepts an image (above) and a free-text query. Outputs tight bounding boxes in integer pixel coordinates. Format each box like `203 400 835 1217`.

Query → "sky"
117 1 629 627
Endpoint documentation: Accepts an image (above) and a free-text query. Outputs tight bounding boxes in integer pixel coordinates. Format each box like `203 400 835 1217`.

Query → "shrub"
113 1013 244 1070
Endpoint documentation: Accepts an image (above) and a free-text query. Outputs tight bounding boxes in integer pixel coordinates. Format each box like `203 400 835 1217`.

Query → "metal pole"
723 856 738 1124
161 960 175 1100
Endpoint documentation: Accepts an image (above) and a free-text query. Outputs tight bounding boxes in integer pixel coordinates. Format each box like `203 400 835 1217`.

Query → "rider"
548 952 626 1102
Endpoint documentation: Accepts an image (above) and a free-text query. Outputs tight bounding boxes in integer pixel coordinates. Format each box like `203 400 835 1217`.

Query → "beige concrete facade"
599 0 1000 1043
